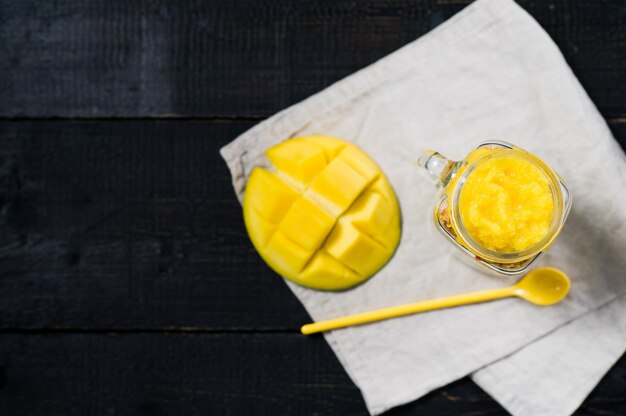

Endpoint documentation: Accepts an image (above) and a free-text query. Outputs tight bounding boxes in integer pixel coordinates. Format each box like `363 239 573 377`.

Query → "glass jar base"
435 196 542 276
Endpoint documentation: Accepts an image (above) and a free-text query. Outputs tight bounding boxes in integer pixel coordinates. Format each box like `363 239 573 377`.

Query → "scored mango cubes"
243 135 401 290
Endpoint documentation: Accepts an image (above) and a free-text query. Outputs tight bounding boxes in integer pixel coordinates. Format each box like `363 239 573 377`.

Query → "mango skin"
243 135 401 290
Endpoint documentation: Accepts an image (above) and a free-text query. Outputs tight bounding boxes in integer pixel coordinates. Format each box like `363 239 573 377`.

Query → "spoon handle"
301 287 514 335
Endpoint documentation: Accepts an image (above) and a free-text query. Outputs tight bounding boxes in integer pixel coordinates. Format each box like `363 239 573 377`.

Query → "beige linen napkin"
473 294 626 416
221 0 626 414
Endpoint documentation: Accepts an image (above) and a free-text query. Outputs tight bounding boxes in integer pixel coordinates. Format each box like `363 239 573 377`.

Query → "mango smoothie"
458 155 554 253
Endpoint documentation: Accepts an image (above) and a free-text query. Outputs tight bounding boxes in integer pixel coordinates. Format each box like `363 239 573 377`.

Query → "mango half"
243 135 401 290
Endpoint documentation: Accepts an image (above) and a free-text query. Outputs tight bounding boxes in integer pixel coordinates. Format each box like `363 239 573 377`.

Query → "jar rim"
449 149 565 263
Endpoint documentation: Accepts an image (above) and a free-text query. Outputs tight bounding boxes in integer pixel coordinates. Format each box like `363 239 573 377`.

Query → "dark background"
0 0 625 414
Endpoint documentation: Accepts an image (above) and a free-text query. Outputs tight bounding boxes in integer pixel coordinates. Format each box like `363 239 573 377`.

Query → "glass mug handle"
416 149 459 188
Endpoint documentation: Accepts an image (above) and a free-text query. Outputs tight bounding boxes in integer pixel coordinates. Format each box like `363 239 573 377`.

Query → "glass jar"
417 140 572 275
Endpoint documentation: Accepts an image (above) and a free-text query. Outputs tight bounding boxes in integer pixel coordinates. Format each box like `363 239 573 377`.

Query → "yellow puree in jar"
459 155 553 253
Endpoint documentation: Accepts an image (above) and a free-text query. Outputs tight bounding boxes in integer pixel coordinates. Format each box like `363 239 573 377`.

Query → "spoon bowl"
513 267 570 306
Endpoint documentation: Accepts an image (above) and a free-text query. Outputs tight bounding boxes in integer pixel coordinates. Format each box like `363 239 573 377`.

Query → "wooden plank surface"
0 120 623 330
0 333 623 416
0 119 622 415
0 120 310 330
1 0 625 118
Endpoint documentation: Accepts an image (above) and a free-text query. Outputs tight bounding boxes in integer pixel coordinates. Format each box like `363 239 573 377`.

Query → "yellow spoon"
301 267 570 335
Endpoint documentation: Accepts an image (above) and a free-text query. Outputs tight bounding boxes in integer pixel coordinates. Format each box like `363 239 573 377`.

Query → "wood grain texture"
0 333 623 416
0 120 313 330
0 119 624 332
0 118 624 414
1 0 625 118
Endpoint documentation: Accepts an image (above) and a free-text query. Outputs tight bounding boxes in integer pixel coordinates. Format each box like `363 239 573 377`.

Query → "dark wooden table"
1 1 625 414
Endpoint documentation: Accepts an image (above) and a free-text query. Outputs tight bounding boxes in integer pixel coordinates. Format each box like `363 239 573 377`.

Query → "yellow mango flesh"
243 136 401 290
459 156 554 253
